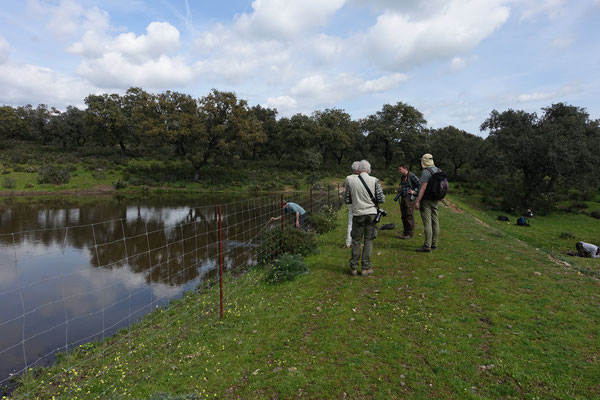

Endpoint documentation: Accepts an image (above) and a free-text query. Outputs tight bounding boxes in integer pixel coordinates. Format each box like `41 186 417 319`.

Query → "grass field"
9 194 600 399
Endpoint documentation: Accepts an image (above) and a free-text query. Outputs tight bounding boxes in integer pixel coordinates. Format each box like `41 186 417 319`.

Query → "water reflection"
0 193 306 391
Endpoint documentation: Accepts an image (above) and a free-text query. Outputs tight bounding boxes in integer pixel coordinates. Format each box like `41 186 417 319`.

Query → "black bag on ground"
497 215 509 221
424 168 449 201
379 223 395 230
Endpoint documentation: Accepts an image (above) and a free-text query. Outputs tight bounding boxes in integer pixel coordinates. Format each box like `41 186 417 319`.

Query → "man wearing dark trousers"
395 164 420 240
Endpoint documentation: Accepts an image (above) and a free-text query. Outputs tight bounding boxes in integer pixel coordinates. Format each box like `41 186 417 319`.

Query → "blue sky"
0 0 598 135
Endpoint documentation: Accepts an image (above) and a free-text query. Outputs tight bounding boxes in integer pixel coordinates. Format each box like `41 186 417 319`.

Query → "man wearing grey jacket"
344 159 385 276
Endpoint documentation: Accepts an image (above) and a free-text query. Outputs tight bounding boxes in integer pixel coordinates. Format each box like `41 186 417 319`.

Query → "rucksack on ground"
516 217 530 226
425 168 449 201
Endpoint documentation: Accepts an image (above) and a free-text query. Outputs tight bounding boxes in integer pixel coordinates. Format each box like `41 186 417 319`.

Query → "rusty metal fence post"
218 204 224 320
280 193 284 252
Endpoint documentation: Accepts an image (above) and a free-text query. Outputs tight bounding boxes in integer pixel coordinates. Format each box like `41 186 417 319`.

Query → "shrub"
311 181 325 191
92 171 106 180
567 201 588 213
112 179 127 190
2 177 16 189
37 165 71 185
591 210 600 220
282 228 318 256
266 253 309 284
256 226 318 265
307 207 337 234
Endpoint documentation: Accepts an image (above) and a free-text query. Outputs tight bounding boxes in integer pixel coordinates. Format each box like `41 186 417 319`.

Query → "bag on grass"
516 217 529 226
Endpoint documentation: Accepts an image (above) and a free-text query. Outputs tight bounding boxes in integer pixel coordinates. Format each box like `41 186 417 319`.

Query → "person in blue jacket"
270 200 306 228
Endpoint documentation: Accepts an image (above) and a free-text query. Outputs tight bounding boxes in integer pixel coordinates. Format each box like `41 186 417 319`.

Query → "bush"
91 170 106 180
37 164 71 185
112 179 127 190
13 165 37 173
2 177 16 189
307 207 337 234
256 227 318 265
282 228 318 256
562 201 589 213
591 210 600 220
266 253 309 284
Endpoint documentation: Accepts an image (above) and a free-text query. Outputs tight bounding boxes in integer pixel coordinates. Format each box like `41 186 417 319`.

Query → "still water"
0 193 290 389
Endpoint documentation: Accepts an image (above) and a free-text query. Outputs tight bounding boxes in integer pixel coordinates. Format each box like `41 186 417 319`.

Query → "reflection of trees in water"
0 196 281 286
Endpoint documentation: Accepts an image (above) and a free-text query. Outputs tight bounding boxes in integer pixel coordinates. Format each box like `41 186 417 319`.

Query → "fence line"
0 187 341 398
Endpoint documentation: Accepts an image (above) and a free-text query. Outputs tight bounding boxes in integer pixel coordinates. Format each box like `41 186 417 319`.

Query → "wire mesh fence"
0 186 342 398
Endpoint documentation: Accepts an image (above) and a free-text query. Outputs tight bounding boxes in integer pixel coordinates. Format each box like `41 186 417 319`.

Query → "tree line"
1 87 599 211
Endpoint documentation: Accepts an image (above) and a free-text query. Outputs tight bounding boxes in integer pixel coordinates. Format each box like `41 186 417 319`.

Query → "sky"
0 0 599 135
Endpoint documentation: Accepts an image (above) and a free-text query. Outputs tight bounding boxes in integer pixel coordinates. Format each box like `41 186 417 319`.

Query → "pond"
0 192 321 391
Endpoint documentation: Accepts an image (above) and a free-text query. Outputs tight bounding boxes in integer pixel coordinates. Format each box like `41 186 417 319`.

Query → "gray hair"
351 161 360 173
358 159 371 174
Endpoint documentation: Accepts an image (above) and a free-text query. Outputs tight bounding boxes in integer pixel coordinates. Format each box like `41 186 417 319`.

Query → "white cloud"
76 53 194 89
0 61 97 107
519 0 565 20
193 39 291 84
551 36 573 48
351 0 510 70
292 72 407 105
69 22 194 88
450 57 467 71
110 22 180 61
508 83 582 104
518 91 555 102
359 73 408 92
234 0 346 40
0 36 10 64
264 95 297 114
27 0 110 39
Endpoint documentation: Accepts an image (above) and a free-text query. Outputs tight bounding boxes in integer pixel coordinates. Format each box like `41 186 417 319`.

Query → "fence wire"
0 187 342 398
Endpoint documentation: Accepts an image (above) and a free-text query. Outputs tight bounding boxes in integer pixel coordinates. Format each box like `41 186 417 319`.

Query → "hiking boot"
361 268 374 276
350 269 358 276
415 246 432 253
400 235 413 240
431 245 437 250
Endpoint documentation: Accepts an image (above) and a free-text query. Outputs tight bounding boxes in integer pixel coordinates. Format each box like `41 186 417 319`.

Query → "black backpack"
424 168 449 201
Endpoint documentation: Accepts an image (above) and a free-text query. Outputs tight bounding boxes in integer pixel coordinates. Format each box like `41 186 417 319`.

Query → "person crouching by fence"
344 160 385 276
270 200 306 228
345 161 360 248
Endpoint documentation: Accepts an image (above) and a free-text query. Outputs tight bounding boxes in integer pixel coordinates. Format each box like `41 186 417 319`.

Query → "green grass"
450 194 600 276
9 195 600 399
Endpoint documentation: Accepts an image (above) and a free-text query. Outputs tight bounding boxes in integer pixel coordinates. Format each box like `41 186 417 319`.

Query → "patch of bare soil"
442 199 465 213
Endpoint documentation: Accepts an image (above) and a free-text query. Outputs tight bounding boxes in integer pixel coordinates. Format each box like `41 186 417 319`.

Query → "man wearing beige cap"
413 153 440 252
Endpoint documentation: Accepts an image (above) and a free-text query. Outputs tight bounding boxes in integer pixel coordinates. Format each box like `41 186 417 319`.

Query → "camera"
374 208 387 223
393 192 401 202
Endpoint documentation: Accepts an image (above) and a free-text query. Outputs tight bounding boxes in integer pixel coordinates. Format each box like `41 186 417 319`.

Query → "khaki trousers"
420 199 439 248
